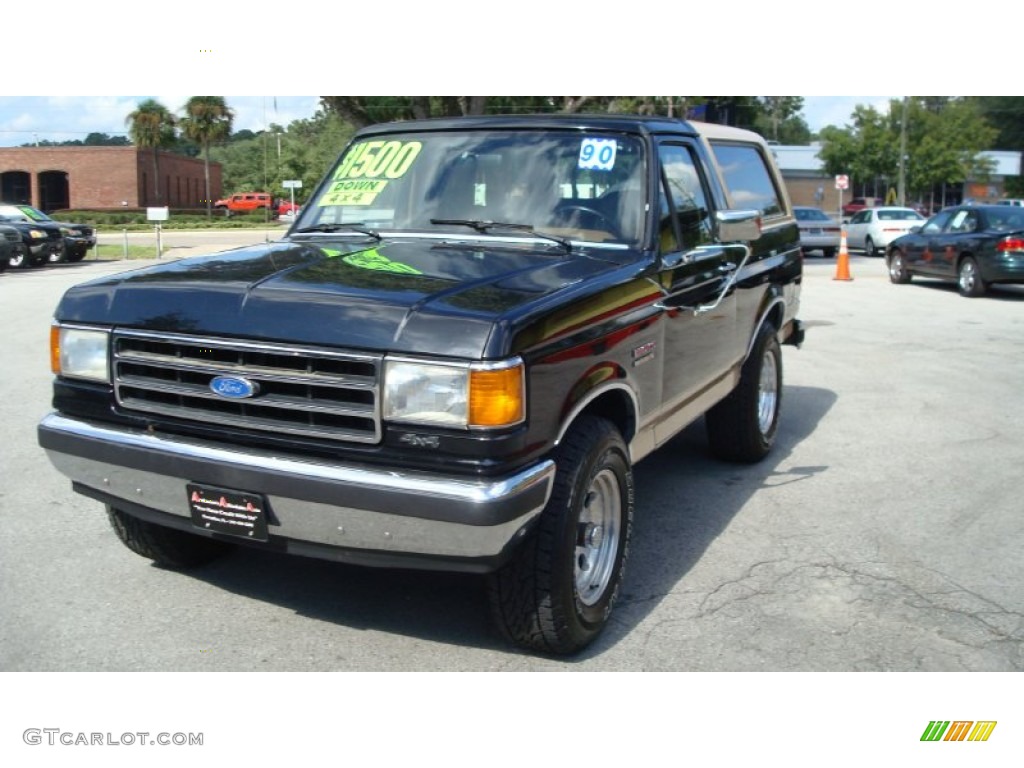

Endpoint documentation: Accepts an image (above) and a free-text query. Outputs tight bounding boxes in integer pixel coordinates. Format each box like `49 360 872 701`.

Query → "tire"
64 248 87 263
864 236 878 258
48 246 66 264
706 321 782 463
822 247 837 259
9 248 41 269
957 256 986 297
108 506 233 569
887 249 911 284
487 416 633 655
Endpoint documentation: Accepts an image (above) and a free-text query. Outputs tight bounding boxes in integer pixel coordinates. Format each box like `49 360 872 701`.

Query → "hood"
50 220 94 235
54 237 634 358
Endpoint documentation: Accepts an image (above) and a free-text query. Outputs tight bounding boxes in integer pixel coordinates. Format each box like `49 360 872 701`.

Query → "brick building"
0 146 222 212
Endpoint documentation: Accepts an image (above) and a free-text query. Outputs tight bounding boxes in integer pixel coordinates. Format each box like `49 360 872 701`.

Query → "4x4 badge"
209 376 260 399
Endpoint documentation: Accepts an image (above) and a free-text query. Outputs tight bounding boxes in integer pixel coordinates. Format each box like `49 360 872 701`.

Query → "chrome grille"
113 331 382 443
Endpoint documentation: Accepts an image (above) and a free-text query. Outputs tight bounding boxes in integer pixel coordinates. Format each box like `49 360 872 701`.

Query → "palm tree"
125 99 176 205
180 97 234 216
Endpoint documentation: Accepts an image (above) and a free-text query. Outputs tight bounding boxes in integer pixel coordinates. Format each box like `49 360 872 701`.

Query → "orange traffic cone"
833 228 853 281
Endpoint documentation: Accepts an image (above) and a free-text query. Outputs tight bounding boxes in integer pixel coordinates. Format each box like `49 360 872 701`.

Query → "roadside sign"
146 207 169 221
835 174 849 191
282 180 302 189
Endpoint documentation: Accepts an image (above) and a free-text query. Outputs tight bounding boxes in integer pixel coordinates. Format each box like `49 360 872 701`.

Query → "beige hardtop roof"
689 121 769 146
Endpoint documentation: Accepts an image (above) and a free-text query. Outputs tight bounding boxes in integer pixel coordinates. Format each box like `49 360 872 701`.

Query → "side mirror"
716 209 761 242
909 225 922 234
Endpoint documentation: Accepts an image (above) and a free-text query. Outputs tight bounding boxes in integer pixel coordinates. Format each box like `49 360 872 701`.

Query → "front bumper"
29 239 62 259
38 413 555 573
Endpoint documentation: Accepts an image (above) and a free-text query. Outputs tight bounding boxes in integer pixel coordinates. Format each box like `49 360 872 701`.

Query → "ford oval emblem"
209 375 259 399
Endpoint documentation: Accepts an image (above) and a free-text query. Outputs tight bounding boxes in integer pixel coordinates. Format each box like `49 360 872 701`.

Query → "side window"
850 211 868 224
948 210 977 233
922 211 953 235
657 144 712 253
710 142 783 218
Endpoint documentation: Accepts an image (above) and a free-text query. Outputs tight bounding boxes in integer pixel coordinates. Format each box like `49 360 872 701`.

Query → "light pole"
897 96 908 206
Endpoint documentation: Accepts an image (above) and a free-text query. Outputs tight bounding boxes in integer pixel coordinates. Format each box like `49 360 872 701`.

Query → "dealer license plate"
188 484 269 541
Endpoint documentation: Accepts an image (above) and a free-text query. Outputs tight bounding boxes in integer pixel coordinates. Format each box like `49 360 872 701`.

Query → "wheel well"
562 387 637 447
765 302 784 335
957 251 975 269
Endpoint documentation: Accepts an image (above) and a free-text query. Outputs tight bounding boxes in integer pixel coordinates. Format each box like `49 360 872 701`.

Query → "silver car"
845 206 925 257
794 206 842 258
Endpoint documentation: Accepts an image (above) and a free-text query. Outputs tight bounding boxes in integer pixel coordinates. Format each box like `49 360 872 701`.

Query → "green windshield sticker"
334 140 423 180
17 205 44 221
324 247 422 275
319 179 389 206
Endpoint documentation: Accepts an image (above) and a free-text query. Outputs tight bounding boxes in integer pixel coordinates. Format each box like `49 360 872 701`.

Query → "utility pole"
897 96 908 206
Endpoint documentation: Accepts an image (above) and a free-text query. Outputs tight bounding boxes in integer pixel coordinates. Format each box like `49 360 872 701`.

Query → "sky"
0 95 896 148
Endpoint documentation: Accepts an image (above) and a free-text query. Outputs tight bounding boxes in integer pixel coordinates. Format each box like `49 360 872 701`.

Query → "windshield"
794 208 831 222
296 129 647 247
0 205 37 222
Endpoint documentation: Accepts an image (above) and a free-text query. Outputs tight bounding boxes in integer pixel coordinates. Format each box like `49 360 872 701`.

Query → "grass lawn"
91 244 166 260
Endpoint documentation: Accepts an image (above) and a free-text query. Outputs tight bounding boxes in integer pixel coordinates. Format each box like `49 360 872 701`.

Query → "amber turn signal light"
469 363 525 428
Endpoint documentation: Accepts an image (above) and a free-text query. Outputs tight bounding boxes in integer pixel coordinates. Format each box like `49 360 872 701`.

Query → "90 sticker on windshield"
320 140 423 206
578 138 617 171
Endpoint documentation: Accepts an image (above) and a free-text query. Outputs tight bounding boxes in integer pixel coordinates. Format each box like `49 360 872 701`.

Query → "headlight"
29 228 47 239
384 358 524 429
50 325 110 383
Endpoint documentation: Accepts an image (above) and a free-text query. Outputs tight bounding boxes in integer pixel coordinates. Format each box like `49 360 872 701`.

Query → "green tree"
905 98 996 208
319 96 778 131
970 96 1024 195
755 97 810 143
126 99 177 205
180 97 234 215
817 97 996 206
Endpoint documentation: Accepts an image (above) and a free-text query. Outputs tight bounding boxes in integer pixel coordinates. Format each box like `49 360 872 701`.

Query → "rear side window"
710 142 784 218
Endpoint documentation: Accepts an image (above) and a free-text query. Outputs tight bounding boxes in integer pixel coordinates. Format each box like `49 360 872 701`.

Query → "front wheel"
706 321 782 463
957 256 986 297
888 249 911 284
864 236 878 258
108 507 234 569
488 416 633 655
9 248 42 269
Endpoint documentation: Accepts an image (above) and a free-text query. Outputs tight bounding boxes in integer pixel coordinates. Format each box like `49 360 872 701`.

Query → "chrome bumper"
38 413 555 568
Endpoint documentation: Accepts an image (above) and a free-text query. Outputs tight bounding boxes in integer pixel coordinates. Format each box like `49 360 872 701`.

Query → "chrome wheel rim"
575 468 621 607
959 261 976 293
757 350 779 435
889 254 904 280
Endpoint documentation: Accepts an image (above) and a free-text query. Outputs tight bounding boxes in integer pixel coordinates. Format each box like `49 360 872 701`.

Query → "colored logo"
209 376 259 399
921 721 997 742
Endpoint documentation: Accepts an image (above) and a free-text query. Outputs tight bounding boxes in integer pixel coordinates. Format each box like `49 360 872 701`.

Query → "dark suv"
0 204 63 268
0 204 96 263
39 115 805 654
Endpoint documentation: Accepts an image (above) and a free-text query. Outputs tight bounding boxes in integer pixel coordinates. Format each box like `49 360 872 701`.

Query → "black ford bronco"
39 115 804 654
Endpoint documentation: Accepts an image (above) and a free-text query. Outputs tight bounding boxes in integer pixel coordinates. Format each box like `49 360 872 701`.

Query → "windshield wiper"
430 219 572 253
292 223 381 241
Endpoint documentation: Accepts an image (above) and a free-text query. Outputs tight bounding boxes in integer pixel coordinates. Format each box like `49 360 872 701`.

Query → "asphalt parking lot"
1 246 1022 671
